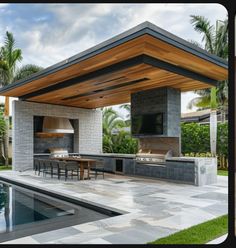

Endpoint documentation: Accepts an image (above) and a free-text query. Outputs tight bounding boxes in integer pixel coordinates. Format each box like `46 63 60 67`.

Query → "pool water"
0 181 111 242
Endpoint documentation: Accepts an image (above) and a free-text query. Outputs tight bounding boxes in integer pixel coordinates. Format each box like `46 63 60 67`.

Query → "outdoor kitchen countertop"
34 153 136 159
81 153 136 159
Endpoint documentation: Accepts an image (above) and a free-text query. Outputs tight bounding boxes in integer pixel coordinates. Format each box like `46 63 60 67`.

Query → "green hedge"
181 123 210 153
181 122 228 159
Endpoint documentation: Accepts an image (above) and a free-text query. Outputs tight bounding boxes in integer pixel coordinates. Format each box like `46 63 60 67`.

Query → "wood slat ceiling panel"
2 34 227 98
3 36 148 96
0 28 227 110
26 62 208 108
27 64 157 102
66 81 207 109
26 68 194 104
143 36 227 80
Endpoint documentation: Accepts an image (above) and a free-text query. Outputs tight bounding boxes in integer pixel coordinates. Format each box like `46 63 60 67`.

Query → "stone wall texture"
12 100 102 171
131 87 181 137
131 87 181 155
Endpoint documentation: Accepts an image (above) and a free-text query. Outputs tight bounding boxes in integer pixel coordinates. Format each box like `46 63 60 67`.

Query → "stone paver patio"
0 171 228 244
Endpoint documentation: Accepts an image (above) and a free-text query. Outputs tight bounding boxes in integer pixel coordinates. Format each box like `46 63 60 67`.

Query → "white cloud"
6 3 226 67
0 3 227 115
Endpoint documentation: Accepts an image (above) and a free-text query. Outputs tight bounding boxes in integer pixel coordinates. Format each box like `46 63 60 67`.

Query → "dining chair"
66 161 80 180
58 161 67 180
38 159 45 176
43 160 52 177
51 160 59 178
90 159 105 179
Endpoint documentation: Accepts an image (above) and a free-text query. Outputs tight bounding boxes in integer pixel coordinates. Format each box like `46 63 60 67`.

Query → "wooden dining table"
52 157 97 180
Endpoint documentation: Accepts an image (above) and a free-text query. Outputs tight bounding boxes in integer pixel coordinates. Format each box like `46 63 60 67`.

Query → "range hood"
42 116 74 134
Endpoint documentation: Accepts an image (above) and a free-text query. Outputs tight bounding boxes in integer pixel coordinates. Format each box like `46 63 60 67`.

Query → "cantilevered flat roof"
0 21 228 109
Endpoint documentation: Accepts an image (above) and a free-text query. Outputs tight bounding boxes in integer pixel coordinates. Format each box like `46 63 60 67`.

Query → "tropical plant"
103 130 138 154
102 107 125 153
188 15 228 156
102 107 138 154
0 31 43 165
188 16 228 111
0 112 6 138
14 64 43 81
102 107 126 136
119 103 131 126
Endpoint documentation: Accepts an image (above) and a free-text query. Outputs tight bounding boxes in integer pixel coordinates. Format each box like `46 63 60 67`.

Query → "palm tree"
188 15 228 156
0 31 43 165
119 103 131 126
14 64 43 81
102 107 126 153
102 107 126 136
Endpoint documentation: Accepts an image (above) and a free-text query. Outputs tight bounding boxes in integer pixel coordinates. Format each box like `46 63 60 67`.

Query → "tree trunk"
3 96 10 166
210 109 217 156
3 118 9 166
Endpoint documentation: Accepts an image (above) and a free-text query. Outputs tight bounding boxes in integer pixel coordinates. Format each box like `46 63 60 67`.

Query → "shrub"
103 131 138 154
181 122 228 168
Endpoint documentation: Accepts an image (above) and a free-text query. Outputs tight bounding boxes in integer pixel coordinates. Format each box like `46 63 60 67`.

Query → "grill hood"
42 116 74 134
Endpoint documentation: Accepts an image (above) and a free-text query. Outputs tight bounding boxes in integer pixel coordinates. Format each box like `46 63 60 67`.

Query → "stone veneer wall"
131 87 181 137
131 87 181 156
12 100 102 171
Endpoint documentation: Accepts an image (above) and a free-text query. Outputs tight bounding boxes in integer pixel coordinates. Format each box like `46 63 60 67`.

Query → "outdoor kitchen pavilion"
0 22 228 185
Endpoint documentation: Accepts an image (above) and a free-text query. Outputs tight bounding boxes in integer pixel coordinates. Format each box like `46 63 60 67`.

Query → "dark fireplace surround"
131 87 181 156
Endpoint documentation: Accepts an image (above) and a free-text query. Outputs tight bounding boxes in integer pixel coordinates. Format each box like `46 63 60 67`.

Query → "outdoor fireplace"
131 87 181 157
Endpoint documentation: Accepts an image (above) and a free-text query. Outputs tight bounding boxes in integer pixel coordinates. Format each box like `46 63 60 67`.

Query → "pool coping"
0 175 128 217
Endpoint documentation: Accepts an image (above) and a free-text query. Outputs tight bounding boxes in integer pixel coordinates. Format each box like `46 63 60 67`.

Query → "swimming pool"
0 180 118 242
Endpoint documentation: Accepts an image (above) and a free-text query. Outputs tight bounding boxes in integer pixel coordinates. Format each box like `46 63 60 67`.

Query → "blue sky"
0 3 227 116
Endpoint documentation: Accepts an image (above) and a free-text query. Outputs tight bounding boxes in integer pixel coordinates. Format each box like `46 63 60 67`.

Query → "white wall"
12 100 102 171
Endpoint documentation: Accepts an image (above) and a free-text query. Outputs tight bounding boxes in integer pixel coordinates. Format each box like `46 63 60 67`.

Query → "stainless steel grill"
136 149 172 164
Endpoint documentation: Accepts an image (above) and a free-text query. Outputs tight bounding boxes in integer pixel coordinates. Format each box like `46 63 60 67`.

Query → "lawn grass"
149 215 228 244
0 165 12 171
217 170 228 176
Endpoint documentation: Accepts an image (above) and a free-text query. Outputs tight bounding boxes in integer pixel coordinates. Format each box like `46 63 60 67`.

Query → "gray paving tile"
32 227 80 243
192 192 228 201
104 224 177 244
0 171 228 244
201 202 228 216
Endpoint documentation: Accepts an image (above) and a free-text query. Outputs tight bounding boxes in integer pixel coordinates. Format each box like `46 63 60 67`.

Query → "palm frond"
187 96 211 110
14 64 43 82
190 15 215 53
214 19 228 59
188 39 203 49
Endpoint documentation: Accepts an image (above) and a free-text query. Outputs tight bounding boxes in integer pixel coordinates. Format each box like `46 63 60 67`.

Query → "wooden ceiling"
0 22 228 109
